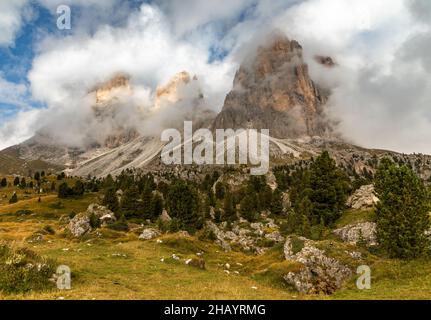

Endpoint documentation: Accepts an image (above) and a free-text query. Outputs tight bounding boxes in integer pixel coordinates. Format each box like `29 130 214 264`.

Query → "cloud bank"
1 0 431 155
0 0 30 47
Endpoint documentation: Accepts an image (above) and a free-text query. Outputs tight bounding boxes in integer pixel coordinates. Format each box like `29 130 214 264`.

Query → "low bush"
42 225 56 235
15 210 33 216
49 201 65 210
197 227 217 242
0 243 56 294
107 216 129 232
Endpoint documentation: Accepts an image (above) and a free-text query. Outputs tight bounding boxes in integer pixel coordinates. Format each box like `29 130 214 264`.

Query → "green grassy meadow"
0 176 430 300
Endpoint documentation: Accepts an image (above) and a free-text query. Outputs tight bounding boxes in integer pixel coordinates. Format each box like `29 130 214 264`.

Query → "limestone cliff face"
155 71 202 108
94 74 132 104
213 33 332 139
155 71 214 129
89 74 139 148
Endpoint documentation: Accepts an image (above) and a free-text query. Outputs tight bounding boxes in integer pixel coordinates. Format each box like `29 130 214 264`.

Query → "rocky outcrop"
334 222 378 246
154 71 215 129
282 192 291 211
139 228 161 240
206 219 282 255
177 231 191 238
68 213 91 237
155 71 197 108
93 74 131 105
283 236 352 295
160 210 172 223
87 204 117 226
265 231 285 243
213 32 332 139
347 185 379 210
68 204 116 237
185 258 206 270
266 172 278 191
314 55 336 67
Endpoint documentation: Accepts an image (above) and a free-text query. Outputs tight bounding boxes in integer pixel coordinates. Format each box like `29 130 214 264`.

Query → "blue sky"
0 4 49 121
0 0 252 123
0 1 146 123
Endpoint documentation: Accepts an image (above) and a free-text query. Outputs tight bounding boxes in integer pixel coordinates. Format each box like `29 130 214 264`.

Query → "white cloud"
20 4 237 148
36 0 120 11
0 75 30 108
0 108 41 150
274 0 431 154
154 0 254 36
29 4 236 108
0 75 35 150
0 0 29 46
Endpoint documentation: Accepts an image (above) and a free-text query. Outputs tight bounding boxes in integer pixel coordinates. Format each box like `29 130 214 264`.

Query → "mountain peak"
213 33 332 139
155 71 203 109
236 33 303 88
93 74 132 104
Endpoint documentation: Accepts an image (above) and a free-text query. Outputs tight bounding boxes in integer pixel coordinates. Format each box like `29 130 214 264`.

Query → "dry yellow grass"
0 192 430 300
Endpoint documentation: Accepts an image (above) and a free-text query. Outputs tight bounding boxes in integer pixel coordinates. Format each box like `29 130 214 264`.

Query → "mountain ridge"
1 33 431 179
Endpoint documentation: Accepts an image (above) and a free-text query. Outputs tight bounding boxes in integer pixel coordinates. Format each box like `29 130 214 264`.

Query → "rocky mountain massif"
1 32 431 179
213 33 332 139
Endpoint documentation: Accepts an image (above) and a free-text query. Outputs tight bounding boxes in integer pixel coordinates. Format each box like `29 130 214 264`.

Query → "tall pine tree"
121 186 142 218
308 151 349 226
151 193 164 221
165 180 202 233
271 189 284 215
375 158 430 259
240 193 259 222
102 187 120 216
141 185 154 220
223 191 236 222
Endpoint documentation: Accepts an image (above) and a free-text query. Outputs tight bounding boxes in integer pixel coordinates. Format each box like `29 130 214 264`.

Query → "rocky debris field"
283 236 353 295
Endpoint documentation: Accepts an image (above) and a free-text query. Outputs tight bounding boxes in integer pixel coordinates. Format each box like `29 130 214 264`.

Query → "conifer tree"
121 186 141 218
201 194 212 220
249 176 264 193
271 189 284 215
207 189 216 207
72 180 85 196
151 193 164 220
296 196 313 237
374 158 430 259
20 178 26 188
0 178 7 188
215 182 226 200
165 180 201 233
103 174 115 190
223 192 236 222
9 193 18 204
240 193 259 222
58 182 71 199
141 186 154 219
13 177 20 186
258 185 273 211
308 151 349 226
89 212 101 229
102 187 120 216
201 174 212 192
